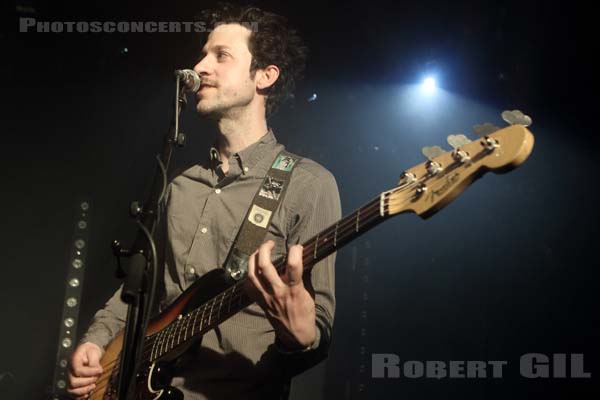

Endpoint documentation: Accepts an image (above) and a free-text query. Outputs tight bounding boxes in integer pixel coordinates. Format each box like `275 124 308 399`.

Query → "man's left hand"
246 240 316 350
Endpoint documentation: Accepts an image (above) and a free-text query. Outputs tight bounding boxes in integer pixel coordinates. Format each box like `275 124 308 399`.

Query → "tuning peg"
447 134 471 149
501 110 532 127
397 171 417 186
421 145 445 160
473 122 500 138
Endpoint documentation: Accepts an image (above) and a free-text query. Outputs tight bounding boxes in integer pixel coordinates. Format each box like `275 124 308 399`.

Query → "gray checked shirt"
81 129 341 399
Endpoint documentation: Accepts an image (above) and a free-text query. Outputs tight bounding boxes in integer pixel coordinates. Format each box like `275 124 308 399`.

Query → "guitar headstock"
383 111 535 219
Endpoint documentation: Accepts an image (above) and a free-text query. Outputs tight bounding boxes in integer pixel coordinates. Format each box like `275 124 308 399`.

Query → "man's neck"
216 109 268 173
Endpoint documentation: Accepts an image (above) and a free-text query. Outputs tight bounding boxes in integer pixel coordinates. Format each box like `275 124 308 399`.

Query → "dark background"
1 0 598 399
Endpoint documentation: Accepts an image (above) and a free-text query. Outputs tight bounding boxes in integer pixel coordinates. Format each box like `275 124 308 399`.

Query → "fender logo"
426 172 460 203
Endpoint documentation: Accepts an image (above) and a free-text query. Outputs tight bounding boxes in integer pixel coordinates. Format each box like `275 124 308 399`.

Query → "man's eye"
218 52 229 59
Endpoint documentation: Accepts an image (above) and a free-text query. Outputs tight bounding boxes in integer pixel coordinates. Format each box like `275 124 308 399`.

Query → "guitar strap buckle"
225 247 249 281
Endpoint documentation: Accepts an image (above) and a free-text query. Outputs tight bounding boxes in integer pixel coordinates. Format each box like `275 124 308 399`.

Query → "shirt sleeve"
284 163 342 355
80 186 171 350
80 285 127 350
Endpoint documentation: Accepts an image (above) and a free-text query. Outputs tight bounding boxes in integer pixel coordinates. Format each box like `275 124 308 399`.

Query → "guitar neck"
142 196 389 362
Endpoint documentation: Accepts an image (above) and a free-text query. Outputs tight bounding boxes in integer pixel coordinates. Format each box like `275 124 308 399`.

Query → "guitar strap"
151 149 301 313
223 150 301 280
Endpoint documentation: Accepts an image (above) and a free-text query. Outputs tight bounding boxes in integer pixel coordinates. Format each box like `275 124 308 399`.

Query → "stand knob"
130 201 143 217
176 132 186 147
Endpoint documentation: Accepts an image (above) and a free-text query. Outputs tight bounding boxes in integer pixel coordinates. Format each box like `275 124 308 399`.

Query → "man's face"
193 23 257 117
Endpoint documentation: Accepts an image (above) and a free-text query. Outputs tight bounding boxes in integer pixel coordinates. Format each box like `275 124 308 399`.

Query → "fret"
170 320 178 351
172 319 179 348
157 330 165 359
165 324 173 353
334 221 339 247
174 318 180 345
186 314 192 340
172 321 179 348
182 315 189 342
162 326 170 356
168 324 174 351
179 317 185 343
163 324 171 354
158 325 168 356
151 330 161 360
228 285 235 314
158 326 165 356
150 333 157 361
184 313 192 340
177 315 185 344
154 331 159 358
356 209 360 232
207 298 216 326
314 232 320 259
217 292 225 322
199 304 207 332
191 308 198 336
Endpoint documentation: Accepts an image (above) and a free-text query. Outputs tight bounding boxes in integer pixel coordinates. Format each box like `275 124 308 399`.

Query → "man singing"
68 3 340 399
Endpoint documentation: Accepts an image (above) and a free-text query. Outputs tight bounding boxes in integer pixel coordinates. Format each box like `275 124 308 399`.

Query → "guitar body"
92 269 233 400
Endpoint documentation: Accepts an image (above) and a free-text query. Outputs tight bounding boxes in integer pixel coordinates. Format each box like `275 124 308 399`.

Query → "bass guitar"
90 115 534 400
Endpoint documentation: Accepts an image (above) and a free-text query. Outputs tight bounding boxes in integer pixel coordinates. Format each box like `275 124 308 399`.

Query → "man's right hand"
67 342 104 399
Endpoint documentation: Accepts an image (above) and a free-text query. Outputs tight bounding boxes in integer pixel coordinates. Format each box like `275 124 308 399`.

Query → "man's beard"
196 92 253 120
196 96 227 120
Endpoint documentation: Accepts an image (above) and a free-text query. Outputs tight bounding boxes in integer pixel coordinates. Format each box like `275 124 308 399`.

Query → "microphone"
174 69 201 92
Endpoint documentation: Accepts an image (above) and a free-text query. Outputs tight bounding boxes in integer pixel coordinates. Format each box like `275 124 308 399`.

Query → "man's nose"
193 56 211 76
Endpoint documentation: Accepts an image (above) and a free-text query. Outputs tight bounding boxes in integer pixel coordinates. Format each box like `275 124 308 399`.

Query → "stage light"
422 77 436 93
51 200 91 399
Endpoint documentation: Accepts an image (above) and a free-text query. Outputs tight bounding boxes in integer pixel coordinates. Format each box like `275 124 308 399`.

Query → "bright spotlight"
422 77 436 93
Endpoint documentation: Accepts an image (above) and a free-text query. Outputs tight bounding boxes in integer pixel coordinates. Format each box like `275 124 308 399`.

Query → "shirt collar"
209 127 277 174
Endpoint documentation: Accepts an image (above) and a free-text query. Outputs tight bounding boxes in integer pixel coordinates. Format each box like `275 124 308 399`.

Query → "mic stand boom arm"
113 73 188 400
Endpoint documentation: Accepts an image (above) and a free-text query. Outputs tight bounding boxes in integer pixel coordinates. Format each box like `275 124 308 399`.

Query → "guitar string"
90 155 478 395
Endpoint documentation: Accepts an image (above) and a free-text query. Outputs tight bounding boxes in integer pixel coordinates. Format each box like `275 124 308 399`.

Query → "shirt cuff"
79 324 112 350
274 324 321 355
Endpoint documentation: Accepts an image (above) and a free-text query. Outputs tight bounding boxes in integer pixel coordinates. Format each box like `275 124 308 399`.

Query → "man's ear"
256 65 280 90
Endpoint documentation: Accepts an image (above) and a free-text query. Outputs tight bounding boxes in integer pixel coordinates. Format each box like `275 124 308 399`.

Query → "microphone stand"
113 73 188 400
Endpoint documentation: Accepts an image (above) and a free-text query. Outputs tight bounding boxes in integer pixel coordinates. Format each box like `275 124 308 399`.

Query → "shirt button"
184 265 197 281
200 227 208 234
243 167 249 173
215 188 221 194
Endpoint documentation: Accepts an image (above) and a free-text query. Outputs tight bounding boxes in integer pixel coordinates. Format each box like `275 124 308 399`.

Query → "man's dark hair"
199 3 308 118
